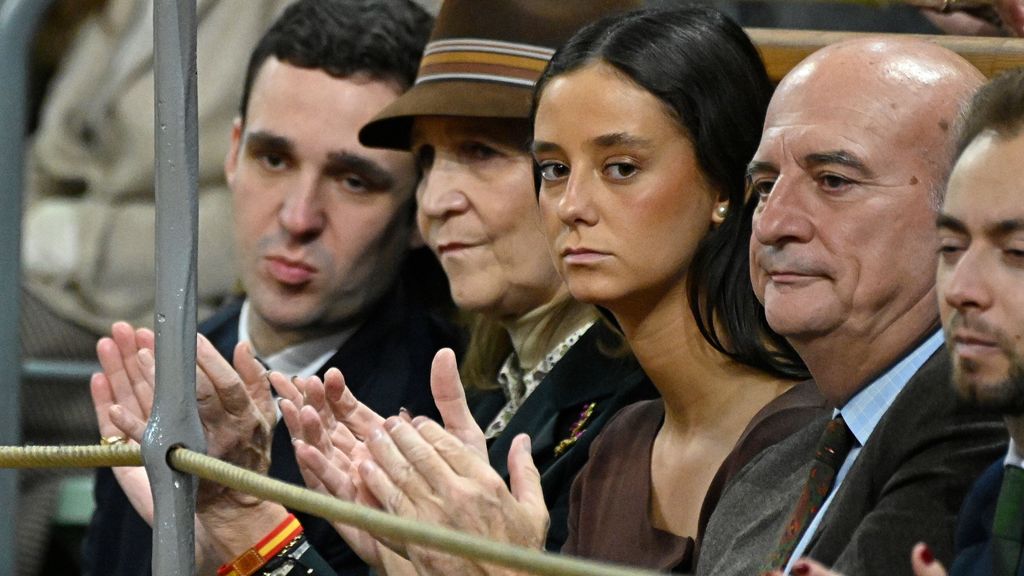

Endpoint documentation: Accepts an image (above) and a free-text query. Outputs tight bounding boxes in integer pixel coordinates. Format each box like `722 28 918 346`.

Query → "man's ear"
224 117 243 186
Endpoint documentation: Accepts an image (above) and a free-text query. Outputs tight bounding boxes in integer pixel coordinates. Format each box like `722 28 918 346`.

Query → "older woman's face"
412 116 565 320
534 62 720 316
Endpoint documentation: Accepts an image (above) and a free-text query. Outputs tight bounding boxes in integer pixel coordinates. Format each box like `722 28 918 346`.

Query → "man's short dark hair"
954 67 1024 160
238 0 433 122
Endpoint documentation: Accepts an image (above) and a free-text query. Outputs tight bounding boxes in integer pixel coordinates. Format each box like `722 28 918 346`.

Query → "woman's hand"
359 417 548 576
280 344 536 569
288 386 406 570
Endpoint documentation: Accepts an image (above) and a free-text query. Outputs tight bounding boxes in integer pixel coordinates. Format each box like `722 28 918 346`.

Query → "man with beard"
920 66 1024 576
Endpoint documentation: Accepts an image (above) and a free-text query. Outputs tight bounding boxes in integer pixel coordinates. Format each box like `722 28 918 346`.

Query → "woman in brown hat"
292 6 827 575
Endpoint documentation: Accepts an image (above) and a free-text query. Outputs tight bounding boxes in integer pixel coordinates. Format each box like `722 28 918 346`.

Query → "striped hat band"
415 38 558 88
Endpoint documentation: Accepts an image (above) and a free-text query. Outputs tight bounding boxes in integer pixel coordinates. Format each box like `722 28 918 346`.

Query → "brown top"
562 380 827 572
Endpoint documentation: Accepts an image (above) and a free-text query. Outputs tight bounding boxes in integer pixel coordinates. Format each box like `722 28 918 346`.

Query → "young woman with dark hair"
530 7 822 570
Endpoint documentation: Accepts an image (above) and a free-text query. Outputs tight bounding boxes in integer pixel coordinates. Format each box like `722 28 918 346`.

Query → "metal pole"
0 1 56 574
147 1 205 575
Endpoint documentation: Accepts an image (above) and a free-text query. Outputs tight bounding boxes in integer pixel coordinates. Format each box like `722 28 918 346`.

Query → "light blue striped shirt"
783 330 944 575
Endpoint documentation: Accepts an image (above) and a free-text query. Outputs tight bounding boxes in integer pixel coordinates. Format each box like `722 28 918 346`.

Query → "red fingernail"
920 544 934 565
791 562 810 576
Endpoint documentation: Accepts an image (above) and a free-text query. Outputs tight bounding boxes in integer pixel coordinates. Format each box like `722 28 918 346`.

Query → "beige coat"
23 0 292 334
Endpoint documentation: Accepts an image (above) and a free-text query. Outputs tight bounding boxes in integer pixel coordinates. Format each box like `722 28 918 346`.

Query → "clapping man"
81 1 459 575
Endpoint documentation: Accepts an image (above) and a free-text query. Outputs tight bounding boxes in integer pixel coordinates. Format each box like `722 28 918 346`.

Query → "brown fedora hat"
359 0 642 150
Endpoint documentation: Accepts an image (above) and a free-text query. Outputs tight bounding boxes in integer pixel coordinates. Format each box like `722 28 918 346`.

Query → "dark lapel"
802 350 950 555
200 298 244 356
477 321 654 552
486 322 652 479
950 460 1003 576
265 287 449 484
805 346 1007 573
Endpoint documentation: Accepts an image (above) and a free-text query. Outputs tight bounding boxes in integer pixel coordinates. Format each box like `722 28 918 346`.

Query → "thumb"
431 348 486 457
911 543 947 576
508 434 548 528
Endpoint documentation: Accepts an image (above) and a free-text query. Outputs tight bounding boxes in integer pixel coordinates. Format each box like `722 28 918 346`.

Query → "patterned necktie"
765 414 856 572
993 465 1024 576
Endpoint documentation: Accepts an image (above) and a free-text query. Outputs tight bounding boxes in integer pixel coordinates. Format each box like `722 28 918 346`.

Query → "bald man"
695 38 1007 576
760 67 1024 576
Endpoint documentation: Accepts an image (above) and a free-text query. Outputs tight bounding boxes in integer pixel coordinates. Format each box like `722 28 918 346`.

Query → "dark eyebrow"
592 132 653 149
325 151 395 191
746 160 777 180
804 150 876 179
936 214 1024 237
245 130 396 191
936 213 967 234
531 140 561 156
530 132 653 158
989 219 1024 237
245 131 293 154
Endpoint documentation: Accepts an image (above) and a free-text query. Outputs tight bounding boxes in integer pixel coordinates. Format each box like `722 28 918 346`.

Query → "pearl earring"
716 204 728 218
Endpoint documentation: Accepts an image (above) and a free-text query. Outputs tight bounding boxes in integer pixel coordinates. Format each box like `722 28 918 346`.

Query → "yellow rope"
0 444 141 468
0 444 657 576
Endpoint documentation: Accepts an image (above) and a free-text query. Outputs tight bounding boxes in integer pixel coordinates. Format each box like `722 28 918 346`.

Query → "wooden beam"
747 28 1024 82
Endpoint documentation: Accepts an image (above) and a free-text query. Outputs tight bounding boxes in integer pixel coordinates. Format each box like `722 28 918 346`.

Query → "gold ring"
100 435 127 446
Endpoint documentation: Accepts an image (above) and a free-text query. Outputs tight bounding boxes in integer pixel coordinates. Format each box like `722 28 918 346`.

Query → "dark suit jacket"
950 459 1024 576
81 289 462 576
698 347 1008 576
469 321 657 552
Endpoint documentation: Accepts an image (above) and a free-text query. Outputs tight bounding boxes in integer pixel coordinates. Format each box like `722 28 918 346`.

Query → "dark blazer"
950 459 1024 576
81 289 462 576
698 347 1008 576
469 321 657 552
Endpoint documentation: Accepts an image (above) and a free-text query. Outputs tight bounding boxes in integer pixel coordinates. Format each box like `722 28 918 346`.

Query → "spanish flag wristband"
217 514 303 576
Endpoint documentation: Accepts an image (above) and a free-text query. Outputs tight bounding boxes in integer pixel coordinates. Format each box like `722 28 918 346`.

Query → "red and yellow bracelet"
217 514 304 576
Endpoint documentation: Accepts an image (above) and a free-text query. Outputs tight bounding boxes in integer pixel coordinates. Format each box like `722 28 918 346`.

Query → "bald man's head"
774 37 984 203
748 37 984 401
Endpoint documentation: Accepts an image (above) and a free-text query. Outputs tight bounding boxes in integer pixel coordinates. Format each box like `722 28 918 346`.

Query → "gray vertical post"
146 1 206 575
0 1 56 575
